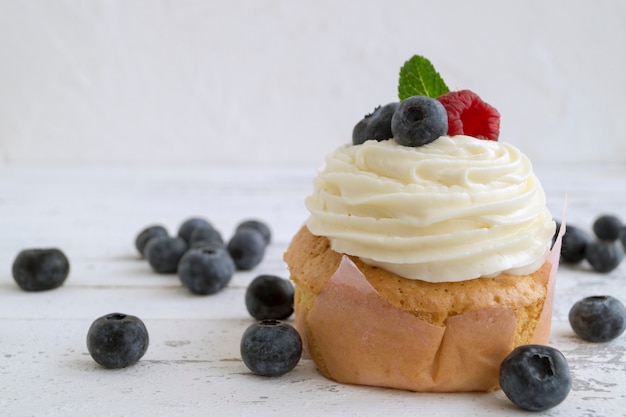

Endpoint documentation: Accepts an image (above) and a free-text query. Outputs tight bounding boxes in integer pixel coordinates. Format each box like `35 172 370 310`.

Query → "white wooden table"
1 163 625 417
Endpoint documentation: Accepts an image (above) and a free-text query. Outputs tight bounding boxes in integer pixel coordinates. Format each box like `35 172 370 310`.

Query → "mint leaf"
398 55 449 100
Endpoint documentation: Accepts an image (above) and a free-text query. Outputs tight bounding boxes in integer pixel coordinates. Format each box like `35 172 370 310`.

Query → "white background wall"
1 0 625 168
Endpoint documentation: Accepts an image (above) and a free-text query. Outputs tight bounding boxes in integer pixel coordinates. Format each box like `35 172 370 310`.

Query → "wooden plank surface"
1 163 625 416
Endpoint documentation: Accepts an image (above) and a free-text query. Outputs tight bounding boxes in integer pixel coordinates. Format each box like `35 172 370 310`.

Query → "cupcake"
284 56 562 392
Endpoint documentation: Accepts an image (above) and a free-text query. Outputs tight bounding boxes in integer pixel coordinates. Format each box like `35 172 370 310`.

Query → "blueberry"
569 296 626 342
584 240 623 273
189 226 224 246
12 248 70 291
240 320 302 377
352 102 400 145
177 217 213 244
236 219 272 245
559 224 591 263
499 345 571 412
86 313 149 369
621 227 626 251
227 228 266 270
592 214 623 241
144 236 188 273
178 244 235 295
391 95 448 147
135 225 168 257
245 275 294 320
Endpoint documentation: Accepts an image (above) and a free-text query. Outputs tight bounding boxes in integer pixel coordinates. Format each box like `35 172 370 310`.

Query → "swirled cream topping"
305 136 555 282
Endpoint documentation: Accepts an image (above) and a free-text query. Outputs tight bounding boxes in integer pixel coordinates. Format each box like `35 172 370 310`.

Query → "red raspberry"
437 90 500 141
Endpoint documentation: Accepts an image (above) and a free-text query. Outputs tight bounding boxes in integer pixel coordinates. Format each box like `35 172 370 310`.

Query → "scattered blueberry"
558 223 591 263
584 240 623 273
12 248 70 291
227 228 267 270
391 95 448 147
569 296 626 342
592 214 623 241
245 275 294 320
236 219 272 245
621 227 626 251
240 320 302 377
189 226 224 246
86 313 149 369
178 244 235 295
177 217 213 244
352 102 400 145
144 236 188 273
135 225 168 257
499 345 571 412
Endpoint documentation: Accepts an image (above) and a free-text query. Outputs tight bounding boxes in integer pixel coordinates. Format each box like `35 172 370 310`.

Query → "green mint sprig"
398 55 449 100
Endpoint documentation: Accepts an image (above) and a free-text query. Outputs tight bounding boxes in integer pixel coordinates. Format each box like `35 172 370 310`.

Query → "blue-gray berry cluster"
352 96 447 147
556 213 625 273
554 215 626 345
135 217 271 295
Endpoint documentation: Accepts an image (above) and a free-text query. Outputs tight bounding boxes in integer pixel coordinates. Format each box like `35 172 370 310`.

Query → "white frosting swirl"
305 136 555 282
